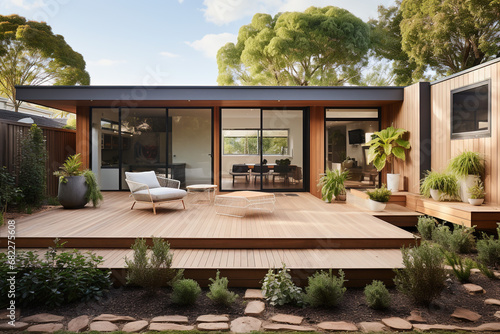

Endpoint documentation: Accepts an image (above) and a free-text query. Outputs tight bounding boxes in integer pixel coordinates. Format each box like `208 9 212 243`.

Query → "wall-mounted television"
348 129 365 145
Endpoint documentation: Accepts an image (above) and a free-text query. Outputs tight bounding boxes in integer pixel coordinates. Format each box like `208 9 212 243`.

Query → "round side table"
186 184 218 204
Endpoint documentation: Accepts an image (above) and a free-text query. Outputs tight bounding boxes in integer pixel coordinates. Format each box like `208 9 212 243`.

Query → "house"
15 58 500 206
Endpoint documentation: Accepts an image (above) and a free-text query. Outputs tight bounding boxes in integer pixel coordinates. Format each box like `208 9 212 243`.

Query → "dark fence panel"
0 120 76 197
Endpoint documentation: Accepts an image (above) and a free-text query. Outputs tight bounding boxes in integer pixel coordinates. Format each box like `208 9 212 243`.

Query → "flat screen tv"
348 129 365 145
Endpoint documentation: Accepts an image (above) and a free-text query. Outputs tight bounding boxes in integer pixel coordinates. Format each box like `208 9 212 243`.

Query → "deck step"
15 248 404 288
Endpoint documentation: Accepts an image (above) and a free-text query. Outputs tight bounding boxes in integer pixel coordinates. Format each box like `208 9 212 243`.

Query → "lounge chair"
125 171 187 214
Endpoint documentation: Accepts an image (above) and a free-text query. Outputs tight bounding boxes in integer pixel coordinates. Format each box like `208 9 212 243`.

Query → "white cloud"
160 51 180 58
186 33 237 59
8 0 44 10
178 0 184 3
90 59 127 66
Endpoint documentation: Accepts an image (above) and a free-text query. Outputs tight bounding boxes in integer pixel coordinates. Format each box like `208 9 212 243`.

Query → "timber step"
15 248 404 288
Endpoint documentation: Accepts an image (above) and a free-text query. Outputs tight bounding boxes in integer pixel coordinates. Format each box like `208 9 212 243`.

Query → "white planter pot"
459 175 480 203
468 198 484 206
387 173 400 192
430 189 442 201
367 199 386 211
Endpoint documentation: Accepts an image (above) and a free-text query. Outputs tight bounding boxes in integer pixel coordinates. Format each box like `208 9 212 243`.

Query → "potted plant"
468 180 485 206
420 171 459 201
318 169 350 203
53 154 103 209
365 184 392 211
447 151 485 203
367 125 411 192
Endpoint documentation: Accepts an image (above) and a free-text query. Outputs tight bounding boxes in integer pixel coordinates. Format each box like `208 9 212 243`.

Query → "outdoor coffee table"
215 191 276 217
186 184 218 204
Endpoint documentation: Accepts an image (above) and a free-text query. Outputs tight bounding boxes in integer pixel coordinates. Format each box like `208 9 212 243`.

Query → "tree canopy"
0 14 90 111
217 6 371 86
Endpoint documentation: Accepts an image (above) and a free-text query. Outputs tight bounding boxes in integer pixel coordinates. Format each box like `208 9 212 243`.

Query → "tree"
217 6 371 86
0 15 90 112
400 0 500 76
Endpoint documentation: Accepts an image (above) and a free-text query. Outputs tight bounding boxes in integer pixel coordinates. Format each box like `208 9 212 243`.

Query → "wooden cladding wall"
76 106 91 168
430 61 500 205
0 120 76 197
309 106 325 198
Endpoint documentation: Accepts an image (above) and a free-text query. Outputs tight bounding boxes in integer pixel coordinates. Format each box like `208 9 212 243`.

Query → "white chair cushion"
125 171 161 189
133 188 187 202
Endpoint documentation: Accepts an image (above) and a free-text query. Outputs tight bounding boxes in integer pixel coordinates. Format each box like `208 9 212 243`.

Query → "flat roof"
15 85 405 113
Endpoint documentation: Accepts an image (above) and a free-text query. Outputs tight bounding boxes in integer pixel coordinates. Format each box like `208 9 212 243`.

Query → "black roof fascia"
15 85 404 102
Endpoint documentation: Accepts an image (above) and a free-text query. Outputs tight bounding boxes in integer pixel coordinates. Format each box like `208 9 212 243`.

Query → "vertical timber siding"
309 106 325 198
76 106 91 168
431 61 500 205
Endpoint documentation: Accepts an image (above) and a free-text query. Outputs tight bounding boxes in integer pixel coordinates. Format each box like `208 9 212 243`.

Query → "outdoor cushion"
125 171 161 189
133 187 187 202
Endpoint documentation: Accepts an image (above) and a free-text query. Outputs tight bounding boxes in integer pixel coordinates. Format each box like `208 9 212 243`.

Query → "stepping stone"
474 323 500 331
495 271 500 279
358 321 387 332
263 323 315 332
149 323 195 331
495 311 500 319
317 321 358 331
22 313 64 323
245 300 265 316
0 309 20 321
0 322 29 331
462 283 484 294
122 320 149 332
270 314 303 325
93 314 135 322
407 310 426 323
68 315 89 332
244 289 265 300
381 317 412 330
89 321 119 332
151 315 189 323
231 317 262 333
197 314 229 322
197 322 230 331
470 268 481 274
486 299 500 306
451 307 482 322
26 323 63 333
413 324 461 331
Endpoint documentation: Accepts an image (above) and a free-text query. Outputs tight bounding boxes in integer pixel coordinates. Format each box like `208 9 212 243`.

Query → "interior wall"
430 60 500 205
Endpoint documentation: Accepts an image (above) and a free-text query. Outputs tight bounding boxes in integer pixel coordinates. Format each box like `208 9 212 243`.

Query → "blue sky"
1 0 395 86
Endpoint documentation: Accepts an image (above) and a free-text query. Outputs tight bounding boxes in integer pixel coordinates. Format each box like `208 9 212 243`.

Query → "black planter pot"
58 175 88 209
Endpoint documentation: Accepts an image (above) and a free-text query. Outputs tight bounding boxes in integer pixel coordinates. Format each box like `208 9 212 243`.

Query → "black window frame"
450 79 491 140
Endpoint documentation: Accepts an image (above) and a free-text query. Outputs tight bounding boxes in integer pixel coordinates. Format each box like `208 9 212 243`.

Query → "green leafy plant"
261 263 303 306
275 158 291 166
125 238 183 290
476 262 497 279
447 151 485 178
18 124 47 207
367 125 411 173
318 169 350 202
476 225 500 268
0 166 23 216
304 269 346 308
420 171 459 200
417 216 437 240
84 170 104 207
364 280 391 310
366 184 392 203
394 242 446 306
171 279 201 305
442 251 476 283
468 180 485 199
0 239 111 308
207 270 238 306
432 224 476 254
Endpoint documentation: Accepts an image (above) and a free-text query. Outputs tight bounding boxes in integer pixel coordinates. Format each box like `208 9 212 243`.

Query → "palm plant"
318 169 350 202
367 125 411 173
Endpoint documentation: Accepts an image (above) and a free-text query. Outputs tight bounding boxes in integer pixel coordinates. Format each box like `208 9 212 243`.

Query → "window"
451 80 490 139
223 129 289 155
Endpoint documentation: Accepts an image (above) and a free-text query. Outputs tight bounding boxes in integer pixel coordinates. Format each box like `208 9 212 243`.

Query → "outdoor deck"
3 192 420 287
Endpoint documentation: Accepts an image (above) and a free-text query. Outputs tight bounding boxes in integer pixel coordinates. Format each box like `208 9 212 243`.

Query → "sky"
1 0 396 86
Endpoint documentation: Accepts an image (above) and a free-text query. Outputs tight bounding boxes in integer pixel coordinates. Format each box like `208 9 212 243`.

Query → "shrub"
262 263 303 306
171 279 201 305
447 151 485 179
366 184 392 203
476 226 500 267
0 240 111 308
0 166 23 216
394 242 446 306
125 237 183 290
442 251 475 283
207 270 238 306
364 280 391 310
476 262 497 279
432 223 476 254
420 171 459 200
305 269 346 308
417 216 437 240
18 124 47 207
